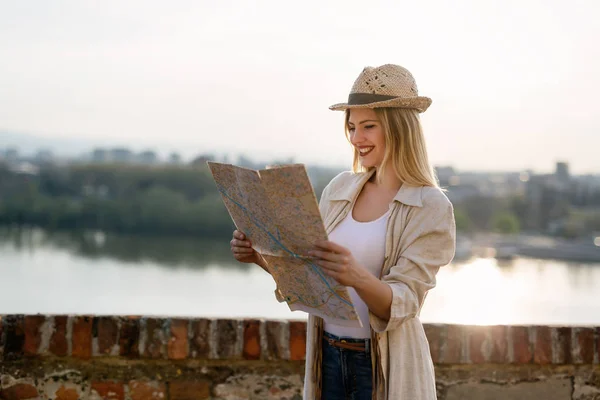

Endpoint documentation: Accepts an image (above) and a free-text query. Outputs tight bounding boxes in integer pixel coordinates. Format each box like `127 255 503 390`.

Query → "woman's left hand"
308 240 366 288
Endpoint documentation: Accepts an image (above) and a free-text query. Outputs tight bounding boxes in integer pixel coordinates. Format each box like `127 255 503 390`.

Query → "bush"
491 212 520 234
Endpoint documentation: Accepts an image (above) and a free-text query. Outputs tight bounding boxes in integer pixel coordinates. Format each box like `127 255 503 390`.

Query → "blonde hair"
345 107 439 187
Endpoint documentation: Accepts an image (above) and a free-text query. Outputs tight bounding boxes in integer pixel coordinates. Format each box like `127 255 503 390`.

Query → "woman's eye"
365 125 375 129
348 127 355 133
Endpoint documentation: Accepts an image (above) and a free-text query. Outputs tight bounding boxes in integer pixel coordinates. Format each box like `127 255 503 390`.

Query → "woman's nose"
350 128 363 143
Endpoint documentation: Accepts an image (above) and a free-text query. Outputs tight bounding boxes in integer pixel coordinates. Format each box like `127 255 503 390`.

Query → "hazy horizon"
1 1 599 174
0 128 588 176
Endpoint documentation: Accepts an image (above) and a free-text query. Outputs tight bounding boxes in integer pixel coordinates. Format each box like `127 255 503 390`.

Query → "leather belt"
326 337 366 352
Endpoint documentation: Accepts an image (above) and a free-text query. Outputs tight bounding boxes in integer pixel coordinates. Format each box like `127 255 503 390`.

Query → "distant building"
445 184 481 203
236 155 255 168
35 149 54 164
4 148 19 163
169 152 182 165
191 153 215 167
138 150 158 164
555 161 570 185
110 148 133 163
570 175 600 207
525 169 571 231
442 170 526 202
434 166 455 187
92 148 109 163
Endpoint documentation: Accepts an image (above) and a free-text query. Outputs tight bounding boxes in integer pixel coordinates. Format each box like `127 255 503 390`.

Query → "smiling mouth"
358 147 374 157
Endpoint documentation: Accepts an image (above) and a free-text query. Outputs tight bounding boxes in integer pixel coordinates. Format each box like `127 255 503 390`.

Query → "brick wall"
0 315 599 399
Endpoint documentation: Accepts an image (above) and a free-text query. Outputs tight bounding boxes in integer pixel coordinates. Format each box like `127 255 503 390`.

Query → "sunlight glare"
422 258 526 325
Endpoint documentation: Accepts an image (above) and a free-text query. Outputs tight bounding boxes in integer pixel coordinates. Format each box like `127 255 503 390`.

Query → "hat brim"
329 96 432 113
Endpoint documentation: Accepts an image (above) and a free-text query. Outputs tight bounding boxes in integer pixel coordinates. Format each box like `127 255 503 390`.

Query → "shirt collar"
327 169 424 207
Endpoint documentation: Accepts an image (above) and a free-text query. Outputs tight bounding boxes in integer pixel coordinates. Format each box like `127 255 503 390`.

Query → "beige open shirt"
277 169 456 399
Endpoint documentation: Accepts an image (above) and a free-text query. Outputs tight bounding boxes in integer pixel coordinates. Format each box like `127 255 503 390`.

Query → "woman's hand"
309 240 366 287
230 230 268 272
310 239 393 321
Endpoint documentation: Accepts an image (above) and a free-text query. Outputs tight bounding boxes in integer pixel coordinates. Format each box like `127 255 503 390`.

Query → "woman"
230 64 456 400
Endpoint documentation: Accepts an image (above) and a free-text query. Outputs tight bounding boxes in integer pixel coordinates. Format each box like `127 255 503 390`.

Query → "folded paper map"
208 162 361 327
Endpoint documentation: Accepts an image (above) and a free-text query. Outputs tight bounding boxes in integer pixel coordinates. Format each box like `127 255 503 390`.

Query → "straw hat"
329 64 431 113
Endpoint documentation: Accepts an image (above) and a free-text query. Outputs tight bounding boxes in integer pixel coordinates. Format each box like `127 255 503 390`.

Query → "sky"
0 0 598 174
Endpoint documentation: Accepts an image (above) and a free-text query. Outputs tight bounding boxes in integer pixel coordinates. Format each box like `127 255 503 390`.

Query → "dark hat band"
347 92 397 105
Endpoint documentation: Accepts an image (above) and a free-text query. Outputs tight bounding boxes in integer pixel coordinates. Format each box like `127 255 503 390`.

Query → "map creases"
208 162 361 327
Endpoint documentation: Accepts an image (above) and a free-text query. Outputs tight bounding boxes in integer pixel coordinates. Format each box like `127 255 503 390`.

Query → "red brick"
55 386 79 400
555 327 572 364
23 315 45 357
423 324 442 363
189 319 211 359
0 383 39 399
49 316 68 356
169 381 211 400
72 316 93 359
468 325 490 364
217 319 240 359
511 326 532 364
144 318 166 359
289 321 306 361
576 327 594 364
91 382 125 400
119 317 140 357
3 315 25 360
534 326 552 364
265 320 286 360
596 327 600 365
243 319 261 360
490 325 508 363
97 317 119 355
168 319 189 360
0 316 3 358
444 324 464 364
129 381 166 400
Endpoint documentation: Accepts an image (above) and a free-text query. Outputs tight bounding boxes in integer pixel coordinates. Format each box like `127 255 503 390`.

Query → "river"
1 228 599 325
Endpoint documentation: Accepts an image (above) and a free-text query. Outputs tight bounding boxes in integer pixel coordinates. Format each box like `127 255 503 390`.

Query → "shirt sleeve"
369 190 456 332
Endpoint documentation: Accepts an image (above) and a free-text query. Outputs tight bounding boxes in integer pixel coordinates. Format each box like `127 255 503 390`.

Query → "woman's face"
348 108 386 169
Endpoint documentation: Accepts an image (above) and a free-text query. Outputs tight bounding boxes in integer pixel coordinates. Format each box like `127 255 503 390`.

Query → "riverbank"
459 233 600 263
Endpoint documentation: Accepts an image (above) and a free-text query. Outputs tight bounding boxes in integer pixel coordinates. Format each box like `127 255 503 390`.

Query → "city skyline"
1 131 597 179
1 1 599 174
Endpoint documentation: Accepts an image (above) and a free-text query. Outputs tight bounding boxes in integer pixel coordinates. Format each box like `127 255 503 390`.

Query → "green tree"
492 212 520 234
453 207 473 233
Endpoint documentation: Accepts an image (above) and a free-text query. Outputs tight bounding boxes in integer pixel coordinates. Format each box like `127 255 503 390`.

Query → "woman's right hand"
230 230 267 269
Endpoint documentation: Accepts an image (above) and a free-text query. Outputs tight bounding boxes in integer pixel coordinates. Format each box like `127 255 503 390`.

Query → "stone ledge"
1 315 599 365
1 359 598 400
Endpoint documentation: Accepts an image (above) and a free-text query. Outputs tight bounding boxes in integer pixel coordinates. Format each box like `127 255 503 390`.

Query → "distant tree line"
2 161 596 239
0 162 336 238
452 193 600 238
452 197 522 235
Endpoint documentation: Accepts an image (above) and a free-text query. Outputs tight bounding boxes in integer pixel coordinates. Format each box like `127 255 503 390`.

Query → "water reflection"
420 256 600 326
421 259 524 325
0 227 242 270
1 228 600 324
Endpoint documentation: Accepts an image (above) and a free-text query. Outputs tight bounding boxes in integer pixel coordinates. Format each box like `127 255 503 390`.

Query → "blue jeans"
321 331 373 400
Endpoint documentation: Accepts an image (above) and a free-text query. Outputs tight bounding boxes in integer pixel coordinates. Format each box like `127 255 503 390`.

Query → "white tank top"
323 206 389 338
